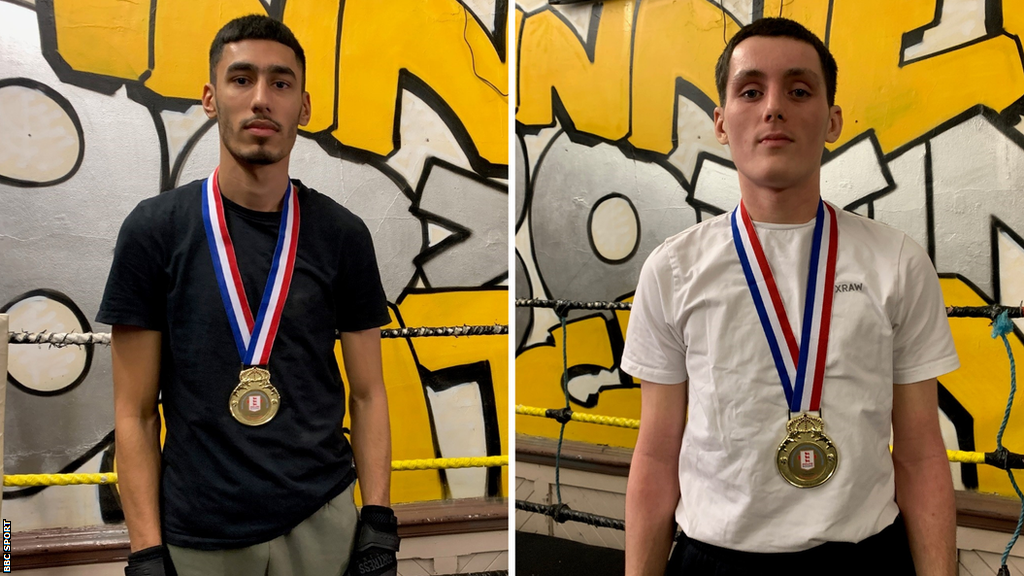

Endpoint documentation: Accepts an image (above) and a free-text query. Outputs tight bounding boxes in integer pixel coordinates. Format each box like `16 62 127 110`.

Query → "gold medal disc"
776 414 838 488
229 366 281 426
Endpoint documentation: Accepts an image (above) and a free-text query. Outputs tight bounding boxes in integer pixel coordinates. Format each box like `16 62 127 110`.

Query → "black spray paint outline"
2 430 114 500
899 0 1003 66
33 0 509 190
0 0 36 10
938 382 978 490
515 5 1024 464
410 157 508 289
393 287 509 497
515 133 531 229
586 192 642 265
514 249 533 350
417 360 504 498
516 14 1024 302
1 288 93 398
0 78 85 188
864 104 1024 268
516 307 636 401
992 216 1024 305
938 271 1024 489
706 0 762 28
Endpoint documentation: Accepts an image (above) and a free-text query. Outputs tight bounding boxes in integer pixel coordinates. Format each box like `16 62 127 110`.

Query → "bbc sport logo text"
3 518 11 572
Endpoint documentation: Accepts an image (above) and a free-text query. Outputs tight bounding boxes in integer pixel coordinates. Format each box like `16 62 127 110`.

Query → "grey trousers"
167 484 359 576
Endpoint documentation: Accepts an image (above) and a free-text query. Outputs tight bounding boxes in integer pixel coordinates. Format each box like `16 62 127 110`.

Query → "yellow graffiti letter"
516 2 634 140
629 0 741 154
334 0 508 165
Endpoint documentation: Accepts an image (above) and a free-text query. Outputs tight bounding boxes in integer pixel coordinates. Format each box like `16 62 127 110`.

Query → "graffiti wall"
0 0 508 530
514 0 1024 497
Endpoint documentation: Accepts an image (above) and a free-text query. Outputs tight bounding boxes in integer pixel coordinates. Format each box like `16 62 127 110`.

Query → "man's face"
713 36 842 192
202 39 311 167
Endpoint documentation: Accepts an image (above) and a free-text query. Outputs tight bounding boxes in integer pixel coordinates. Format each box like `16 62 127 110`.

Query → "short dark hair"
714 18 837 107
209 15 306 89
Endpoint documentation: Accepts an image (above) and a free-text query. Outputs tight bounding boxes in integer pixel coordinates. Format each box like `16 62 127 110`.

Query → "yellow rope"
515 405 548 418
515 404 636 430
391 455 508 471
4 473 117 487
3 456 509 487
946 450 987 464
569 412 640 429
0 443 1001 486
517 404 1004 464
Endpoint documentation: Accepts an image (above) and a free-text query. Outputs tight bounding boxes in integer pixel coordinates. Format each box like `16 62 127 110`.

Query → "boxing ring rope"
515 299 1024 573
2 323 510 488
515 298 1024 318
514 406 1024 467
3 455 509 487
7 324 509 347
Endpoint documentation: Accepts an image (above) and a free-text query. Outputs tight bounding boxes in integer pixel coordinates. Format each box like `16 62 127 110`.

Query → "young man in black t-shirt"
98 15 400 576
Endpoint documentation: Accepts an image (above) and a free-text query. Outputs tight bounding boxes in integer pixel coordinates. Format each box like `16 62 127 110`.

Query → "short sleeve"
335 218 391 332
891 235 960 384
620 246 688 384
95 201 168 330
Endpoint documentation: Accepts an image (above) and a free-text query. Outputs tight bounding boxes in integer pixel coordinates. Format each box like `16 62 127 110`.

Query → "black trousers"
666 515 917 576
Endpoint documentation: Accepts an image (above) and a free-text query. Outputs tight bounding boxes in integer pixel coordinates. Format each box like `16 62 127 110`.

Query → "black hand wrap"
124 545 174 576
349 505 400 576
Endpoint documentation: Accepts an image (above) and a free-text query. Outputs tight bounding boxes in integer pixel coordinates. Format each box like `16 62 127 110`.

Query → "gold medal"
776 413 838 488
229 366 281 426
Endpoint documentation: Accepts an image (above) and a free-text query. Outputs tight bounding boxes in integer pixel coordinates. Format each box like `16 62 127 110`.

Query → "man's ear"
714 106 729 145
299 91 311 127
202 83 217 119
825 105 843 144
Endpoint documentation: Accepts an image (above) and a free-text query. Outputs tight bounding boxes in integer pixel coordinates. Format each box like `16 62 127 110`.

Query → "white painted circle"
589 195 639 263
6 295 89 394
0 84 81 183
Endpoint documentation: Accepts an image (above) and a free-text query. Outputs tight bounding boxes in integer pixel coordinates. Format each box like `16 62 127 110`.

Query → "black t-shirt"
96 178 391 550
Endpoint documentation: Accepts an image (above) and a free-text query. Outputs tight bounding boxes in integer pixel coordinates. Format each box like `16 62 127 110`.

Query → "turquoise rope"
992 311 1023 572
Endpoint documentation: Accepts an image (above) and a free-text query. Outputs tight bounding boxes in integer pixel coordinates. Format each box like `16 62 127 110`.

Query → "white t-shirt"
620 203 960 553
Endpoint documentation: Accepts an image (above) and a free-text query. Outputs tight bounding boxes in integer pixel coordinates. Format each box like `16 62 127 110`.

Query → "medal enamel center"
229 366 281 426
776 413 838 488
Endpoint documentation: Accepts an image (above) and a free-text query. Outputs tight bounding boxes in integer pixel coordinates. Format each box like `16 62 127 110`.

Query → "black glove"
348 505 400 576
124 545 174 576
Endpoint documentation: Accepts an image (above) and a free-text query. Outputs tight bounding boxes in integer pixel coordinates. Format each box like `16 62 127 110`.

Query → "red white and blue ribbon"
731 199 838 412
201 167 300 365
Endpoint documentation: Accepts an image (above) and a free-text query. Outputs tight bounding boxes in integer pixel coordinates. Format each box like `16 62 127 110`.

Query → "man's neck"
217 153 291 212
738 173 822 224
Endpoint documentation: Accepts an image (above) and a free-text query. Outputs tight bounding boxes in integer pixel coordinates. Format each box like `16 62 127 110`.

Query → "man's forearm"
115 413 163 552
625 453 679 576
894 448 957 575
350 392 391 506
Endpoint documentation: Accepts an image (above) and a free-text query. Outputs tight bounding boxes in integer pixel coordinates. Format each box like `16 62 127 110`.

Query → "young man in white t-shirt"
621 18 959 576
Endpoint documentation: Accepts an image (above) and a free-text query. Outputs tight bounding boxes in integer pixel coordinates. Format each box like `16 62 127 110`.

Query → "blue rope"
992 311 1023 573
555 314 569 506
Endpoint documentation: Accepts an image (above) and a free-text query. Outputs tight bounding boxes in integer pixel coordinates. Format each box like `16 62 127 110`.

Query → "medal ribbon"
201 167 300 365
730 199 838 412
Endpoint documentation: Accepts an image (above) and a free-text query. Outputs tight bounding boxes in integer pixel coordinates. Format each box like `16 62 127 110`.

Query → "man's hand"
892 378 956 575
625 380 687 576
124 545 175 576
348 505 400 576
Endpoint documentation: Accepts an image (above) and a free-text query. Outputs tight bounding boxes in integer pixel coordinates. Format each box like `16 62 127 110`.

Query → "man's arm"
892 377 956 575
341 328 391 506
111 325 163 552
625 380 687 576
